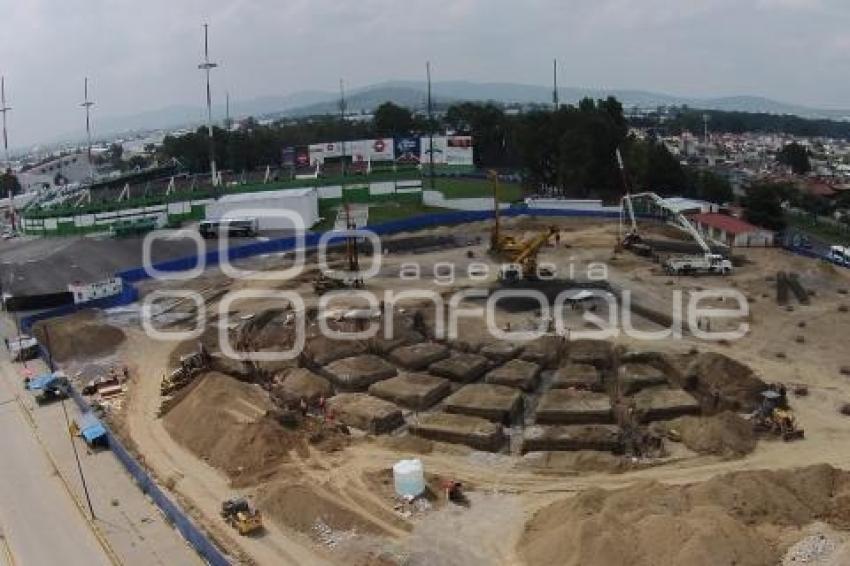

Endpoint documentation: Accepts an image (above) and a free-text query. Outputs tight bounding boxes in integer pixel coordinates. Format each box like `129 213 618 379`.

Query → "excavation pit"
444 383 524 424
568 339 614 369
519 336 564 368
521 424 622 453
306 336 367 366
485 359 542 392
326 393 404 434
550 363 603 391
322 355 397 391
409 413 505 452
632 386 701 422
428 352 490 383
535 389 613 425
618 363 668 395
389 342 450 370
367 373 451 411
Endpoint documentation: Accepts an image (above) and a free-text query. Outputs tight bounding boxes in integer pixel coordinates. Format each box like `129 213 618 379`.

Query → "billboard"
348 138 394 163
420 136 446 164
445 135 474 166
281 146 295 167
394 137 421 163
308 142 342 165
295 146 310 168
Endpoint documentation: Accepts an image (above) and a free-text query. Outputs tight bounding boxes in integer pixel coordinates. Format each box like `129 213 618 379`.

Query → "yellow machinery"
221 497 264 536
488 171 558 281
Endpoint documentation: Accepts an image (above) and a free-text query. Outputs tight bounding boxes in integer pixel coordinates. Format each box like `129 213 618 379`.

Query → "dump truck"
220 497 263 536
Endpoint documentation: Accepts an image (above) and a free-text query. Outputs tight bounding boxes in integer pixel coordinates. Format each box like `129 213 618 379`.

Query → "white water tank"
392 459 425 498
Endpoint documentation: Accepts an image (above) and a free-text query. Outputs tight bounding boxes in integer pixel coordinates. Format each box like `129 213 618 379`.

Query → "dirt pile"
667 411 756 457
684 352 767 412
33 311 126 362
518 464 850 566
258 482 389 538
162 372 306 485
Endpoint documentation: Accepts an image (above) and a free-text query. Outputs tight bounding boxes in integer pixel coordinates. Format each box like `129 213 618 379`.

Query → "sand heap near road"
163 372 307 486
668 411 756 458
33 310 125 362
518 464 850 566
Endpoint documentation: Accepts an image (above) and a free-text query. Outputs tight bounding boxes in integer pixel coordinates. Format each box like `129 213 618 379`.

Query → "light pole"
80 78 95 182
198 23 219 187
426 61 435 191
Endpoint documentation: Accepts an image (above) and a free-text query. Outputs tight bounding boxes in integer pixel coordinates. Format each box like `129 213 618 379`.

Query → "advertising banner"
295 146 310 168
394 137 421 163
445 135 474 166
347 138 395 163
420 136 447 164
281 146 295 167
308 142 342 165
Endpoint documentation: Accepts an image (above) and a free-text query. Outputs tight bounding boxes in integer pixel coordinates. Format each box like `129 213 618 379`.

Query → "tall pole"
198 23 219 187
1 77 11 167
80 78 95 181
225 91 231 131
427 61 435 191
339 79 346 178
553 59 559 110
1 77 13 230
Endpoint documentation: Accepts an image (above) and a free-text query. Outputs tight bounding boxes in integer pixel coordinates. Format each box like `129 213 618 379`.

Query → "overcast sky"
2 0 849 148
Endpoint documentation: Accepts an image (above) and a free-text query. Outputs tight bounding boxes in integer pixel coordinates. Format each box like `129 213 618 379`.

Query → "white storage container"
392 459 425 498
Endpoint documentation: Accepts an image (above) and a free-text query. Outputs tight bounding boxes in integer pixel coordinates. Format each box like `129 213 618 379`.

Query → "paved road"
0 314 203 566
0 372 113 566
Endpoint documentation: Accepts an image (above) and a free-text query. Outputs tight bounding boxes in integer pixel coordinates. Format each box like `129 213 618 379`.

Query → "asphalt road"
0 371 112 566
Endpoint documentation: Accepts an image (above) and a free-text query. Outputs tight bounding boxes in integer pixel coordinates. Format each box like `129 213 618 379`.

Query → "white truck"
830 245 849 266
663 253 733 276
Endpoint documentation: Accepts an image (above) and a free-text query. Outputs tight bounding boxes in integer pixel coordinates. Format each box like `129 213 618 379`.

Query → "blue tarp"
25 373 57 391
75 412 108 444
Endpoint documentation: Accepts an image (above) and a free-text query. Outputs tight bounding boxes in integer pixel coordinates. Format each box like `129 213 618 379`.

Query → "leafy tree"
776 142 811 175
373 102 414 136
742 182 787 231
688 170 733 203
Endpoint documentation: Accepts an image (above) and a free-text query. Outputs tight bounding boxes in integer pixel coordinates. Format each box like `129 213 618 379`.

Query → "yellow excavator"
488 171 558 282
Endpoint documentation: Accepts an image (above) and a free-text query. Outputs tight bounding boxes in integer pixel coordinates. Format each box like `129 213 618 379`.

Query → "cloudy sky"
1 0 848 147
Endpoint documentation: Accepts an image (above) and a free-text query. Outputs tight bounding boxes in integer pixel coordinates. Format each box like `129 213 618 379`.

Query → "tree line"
159 98 732 202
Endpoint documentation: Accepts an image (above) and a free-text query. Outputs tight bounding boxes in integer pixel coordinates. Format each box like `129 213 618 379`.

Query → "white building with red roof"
688 212 775 247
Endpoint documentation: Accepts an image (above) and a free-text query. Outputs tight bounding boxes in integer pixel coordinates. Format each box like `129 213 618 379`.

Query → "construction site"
18 185 850 566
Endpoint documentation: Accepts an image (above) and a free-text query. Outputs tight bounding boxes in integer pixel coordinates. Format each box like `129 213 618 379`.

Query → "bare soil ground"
64 218 850 565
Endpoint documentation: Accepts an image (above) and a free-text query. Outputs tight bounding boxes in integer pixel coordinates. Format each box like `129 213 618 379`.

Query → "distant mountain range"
84 80 850 141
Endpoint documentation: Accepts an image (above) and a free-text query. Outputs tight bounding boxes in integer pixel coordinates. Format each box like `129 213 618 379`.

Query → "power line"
198 23 219 187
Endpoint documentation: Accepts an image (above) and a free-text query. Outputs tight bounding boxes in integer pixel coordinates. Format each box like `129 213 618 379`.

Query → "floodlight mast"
198 23 219 186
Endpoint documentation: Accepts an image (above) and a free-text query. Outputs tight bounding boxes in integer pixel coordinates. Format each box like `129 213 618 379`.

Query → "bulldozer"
752 389 804 441
160 342 210 396
220 497 264 536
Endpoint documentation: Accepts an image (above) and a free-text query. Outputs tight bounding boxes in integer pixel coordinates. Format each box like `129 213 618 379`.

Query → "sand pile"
519 464 850 566
258 483 389 537
668 411 756 457
684 352 767 412
163 372 306 486
33 311 126 362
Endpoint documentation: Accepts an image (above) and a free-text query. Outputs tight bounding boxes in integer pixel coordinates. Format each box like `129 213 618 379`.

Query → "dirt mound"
258 482 389 537
684 352 767 412
518 464 850 566
162 372 307 485
667 411 756 457
34 311 125 362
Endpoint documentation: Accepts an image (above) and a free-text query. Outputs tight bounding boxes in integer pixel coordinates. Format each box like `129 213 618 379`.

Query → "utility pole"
80 77 95 181
225 91 231 131
553 59 559 110
198 23 219 187
426 61 435 191
1 77 14 231
339 79 347 178
703 113 710 148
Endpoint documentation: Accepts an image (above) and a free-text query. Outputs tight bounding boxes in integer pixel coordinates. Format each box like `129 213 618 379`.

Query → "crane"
621 191 732 275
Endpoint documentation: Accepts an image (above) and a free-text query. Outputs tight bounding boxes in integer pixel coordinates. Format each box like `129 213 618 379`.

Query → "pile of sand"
33 311 125 362
667 411 756 458
684 352 767 412
518 464 850 566
258 482 389 538
163 372 307 486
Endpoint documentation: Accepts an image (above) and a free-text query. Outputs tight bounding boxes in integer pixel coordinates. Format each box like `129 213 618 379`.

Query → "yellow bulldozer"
221 497 264 536
752 389 804 441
